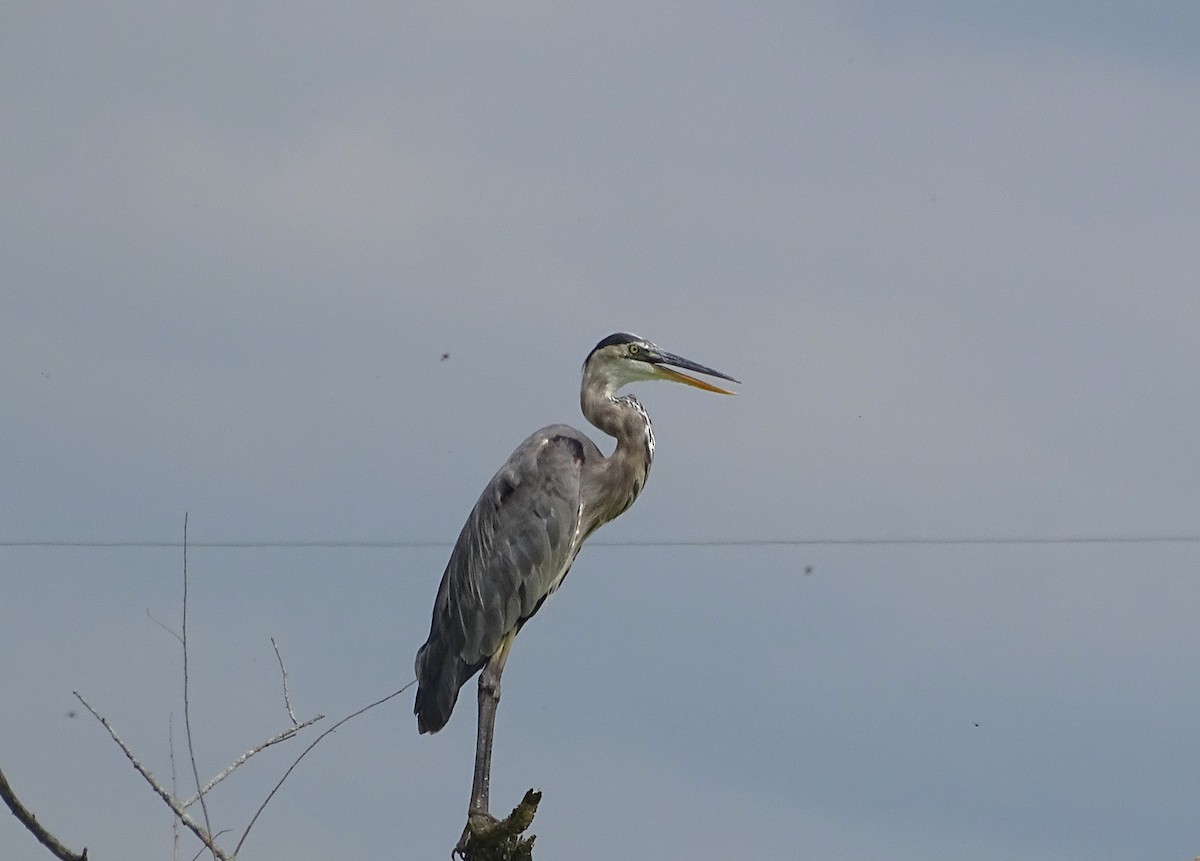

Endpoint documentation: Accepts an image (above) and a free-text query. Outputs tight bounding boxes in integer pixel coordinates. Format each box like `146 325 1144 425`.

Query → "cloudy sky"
3 3 1199 859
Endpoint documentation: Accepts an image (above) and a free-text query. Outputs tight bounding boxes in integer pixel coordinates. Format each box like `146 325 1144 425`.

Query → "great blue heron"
414 332 738 849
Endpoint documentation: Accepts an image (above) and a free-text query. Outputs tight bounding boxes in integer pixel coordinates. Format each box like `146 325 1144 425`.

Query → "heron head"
584 332 740 395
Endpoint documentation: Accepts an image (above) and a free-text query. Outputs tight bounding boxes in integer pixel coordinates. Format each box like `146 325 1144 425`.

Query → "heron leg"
454 633 514 858
471 631 514 816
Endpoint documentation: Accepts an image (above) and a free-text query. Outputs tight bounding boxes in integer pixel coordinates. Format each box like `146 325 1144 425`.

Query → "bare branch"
270 637 298 726
234 680 415 857
56 516 412 861
176 634 324 808
72 692 232 861
180 513 218 860
0 765 88 861
181 712 324 809
169 715 180 861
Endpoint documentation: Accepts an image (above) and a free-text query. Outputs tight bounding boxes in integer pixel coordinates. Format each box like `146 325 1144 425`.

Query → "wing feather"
413 425 596 733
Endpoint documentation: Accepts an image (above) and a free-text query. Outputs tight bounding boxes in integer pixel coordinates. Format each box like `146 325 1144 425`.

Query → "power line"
2 535 1200 549
601 535 1200 547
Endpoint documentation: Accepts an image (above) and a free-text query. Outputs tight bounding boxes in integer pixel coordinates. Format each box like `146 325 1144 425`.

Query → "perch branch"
459 789 542 861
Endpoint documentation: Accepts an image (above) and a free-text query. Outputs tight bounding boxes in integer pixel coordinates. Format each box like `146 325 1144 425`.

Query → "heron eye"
628 344 640 355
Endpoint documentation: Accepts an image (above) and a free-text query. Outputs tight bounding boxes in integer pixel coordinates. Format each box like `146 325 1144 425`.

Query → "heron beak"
651 351 741 395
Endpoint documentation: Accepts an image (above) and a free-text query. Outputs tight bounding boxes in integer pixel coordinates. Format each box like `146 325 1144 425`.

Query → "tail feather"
414 639 481 734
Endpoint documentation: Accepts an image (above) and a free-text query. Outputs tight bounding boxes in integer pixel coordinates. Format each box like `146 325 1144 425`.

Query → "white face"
583 336 738 396
589 341 666 392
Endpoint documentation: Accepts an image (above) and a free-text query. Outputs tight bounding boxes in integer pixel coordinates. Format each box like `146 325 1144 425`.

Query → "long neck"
580 374 655 524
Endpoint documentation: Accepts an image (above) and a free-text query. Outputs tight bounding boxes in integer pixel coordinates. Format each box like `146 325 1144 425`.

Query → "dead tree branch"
180 713 324 809
0 766 88 861
73 691 233 861
60 515 414 860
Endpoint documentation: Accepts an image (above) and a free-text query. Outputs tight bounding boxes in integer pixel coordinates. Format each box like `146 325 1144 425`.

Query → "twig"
72 692 231 861
147 607 184 646
169 715 180 861
233 680 416 857
180 513 217 860
0 765 88 861
176 637 322 807
181 713 324 808
270 637 298 726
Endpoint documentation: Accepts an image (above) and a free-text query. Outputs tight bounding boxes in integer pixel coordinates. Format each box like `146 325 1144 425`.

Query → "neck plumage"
580 377 655 525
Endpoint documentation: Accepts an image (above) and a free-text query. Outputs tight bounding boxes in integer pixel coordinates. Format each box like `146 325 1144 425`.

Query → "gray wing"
413 424 599 733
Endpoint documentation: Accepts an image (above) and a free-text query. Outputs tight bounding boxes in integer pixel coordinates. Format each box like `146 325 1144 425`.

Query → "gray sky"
3 3 1199 859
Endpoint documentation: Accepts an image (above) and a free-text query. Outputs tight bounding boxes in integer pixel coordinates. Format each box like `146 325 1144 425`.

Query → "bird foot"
451 790 542 861
452 812 496 859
